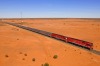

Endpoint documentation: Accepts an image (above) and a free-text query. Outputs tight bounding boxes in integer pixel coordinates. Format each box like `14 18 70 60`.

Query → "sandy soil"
0 18 100 66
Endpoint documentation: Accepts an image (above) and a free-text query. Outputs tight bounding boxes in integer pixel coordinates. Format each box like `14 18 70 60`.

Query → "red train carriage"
51 33 67 41
66 37 93 50
84 41 93 49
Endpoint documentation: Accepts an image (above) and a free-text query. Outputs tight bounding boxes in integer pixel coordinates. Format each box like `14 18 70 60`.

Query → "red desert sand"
0 18 100 66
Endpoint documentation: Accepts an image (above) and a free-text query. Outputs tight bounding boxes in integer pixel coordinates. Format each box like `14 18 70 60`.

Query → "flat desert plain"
0 18 100 66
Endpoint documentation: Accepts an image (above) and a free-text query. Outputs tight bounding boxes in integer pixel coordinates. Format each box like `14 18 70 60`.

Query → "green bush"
53 55 58 59
42 63 49 66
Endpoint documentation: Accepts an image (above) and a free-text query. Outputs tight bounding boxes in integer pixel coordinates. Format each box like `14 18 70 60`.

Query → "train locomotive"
51 33 93 50
5 22 93 50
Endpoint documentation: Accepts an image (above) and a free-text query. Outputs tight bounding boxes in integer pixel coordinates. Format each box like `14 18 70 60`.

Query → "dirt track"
0 18 100 66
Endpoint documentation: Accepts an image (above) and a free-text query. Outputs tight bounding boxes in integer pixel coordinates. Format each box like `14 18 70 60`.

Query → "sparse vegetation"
91 58 93 59
19 52 22 54
5 55 9 58
24 53 27 56
42 63 49 66
22 58 25 60
53 55 58 59
16 29 19 31
32 58 35 61
74 50 76 51
41 64 43 66
17 38 19 40
63 23 66 25
80 52 81 54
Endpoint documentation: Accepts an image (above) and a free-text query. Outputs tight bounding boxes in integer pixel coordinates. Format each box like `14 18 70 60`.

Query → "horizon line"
0 17 100 19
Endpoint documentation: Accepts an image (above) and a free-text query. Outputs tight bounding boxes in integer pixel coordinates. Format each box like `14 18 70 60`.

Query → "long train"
5 22 93 50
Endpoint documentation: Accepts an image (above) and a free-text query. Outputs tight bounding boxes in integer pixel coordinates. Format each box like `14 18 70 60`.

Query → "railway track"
4 22 100 55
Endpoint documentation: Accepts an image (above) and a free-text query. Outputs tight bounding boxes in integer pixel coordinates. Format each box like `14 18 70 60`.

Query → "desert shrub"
53 55 58 59
5 55 9 58
41 64 43 66
42 63 49 66
19 52 22 54
22 58 25 60
32 58 35 61
24 53 27 56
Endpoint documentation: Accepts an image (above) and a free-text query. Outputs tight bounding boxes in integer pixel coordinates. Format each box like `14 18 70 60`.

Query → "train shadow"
51 38 100 55
91 50 100 55
65 41 100 55
67 43 100 55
